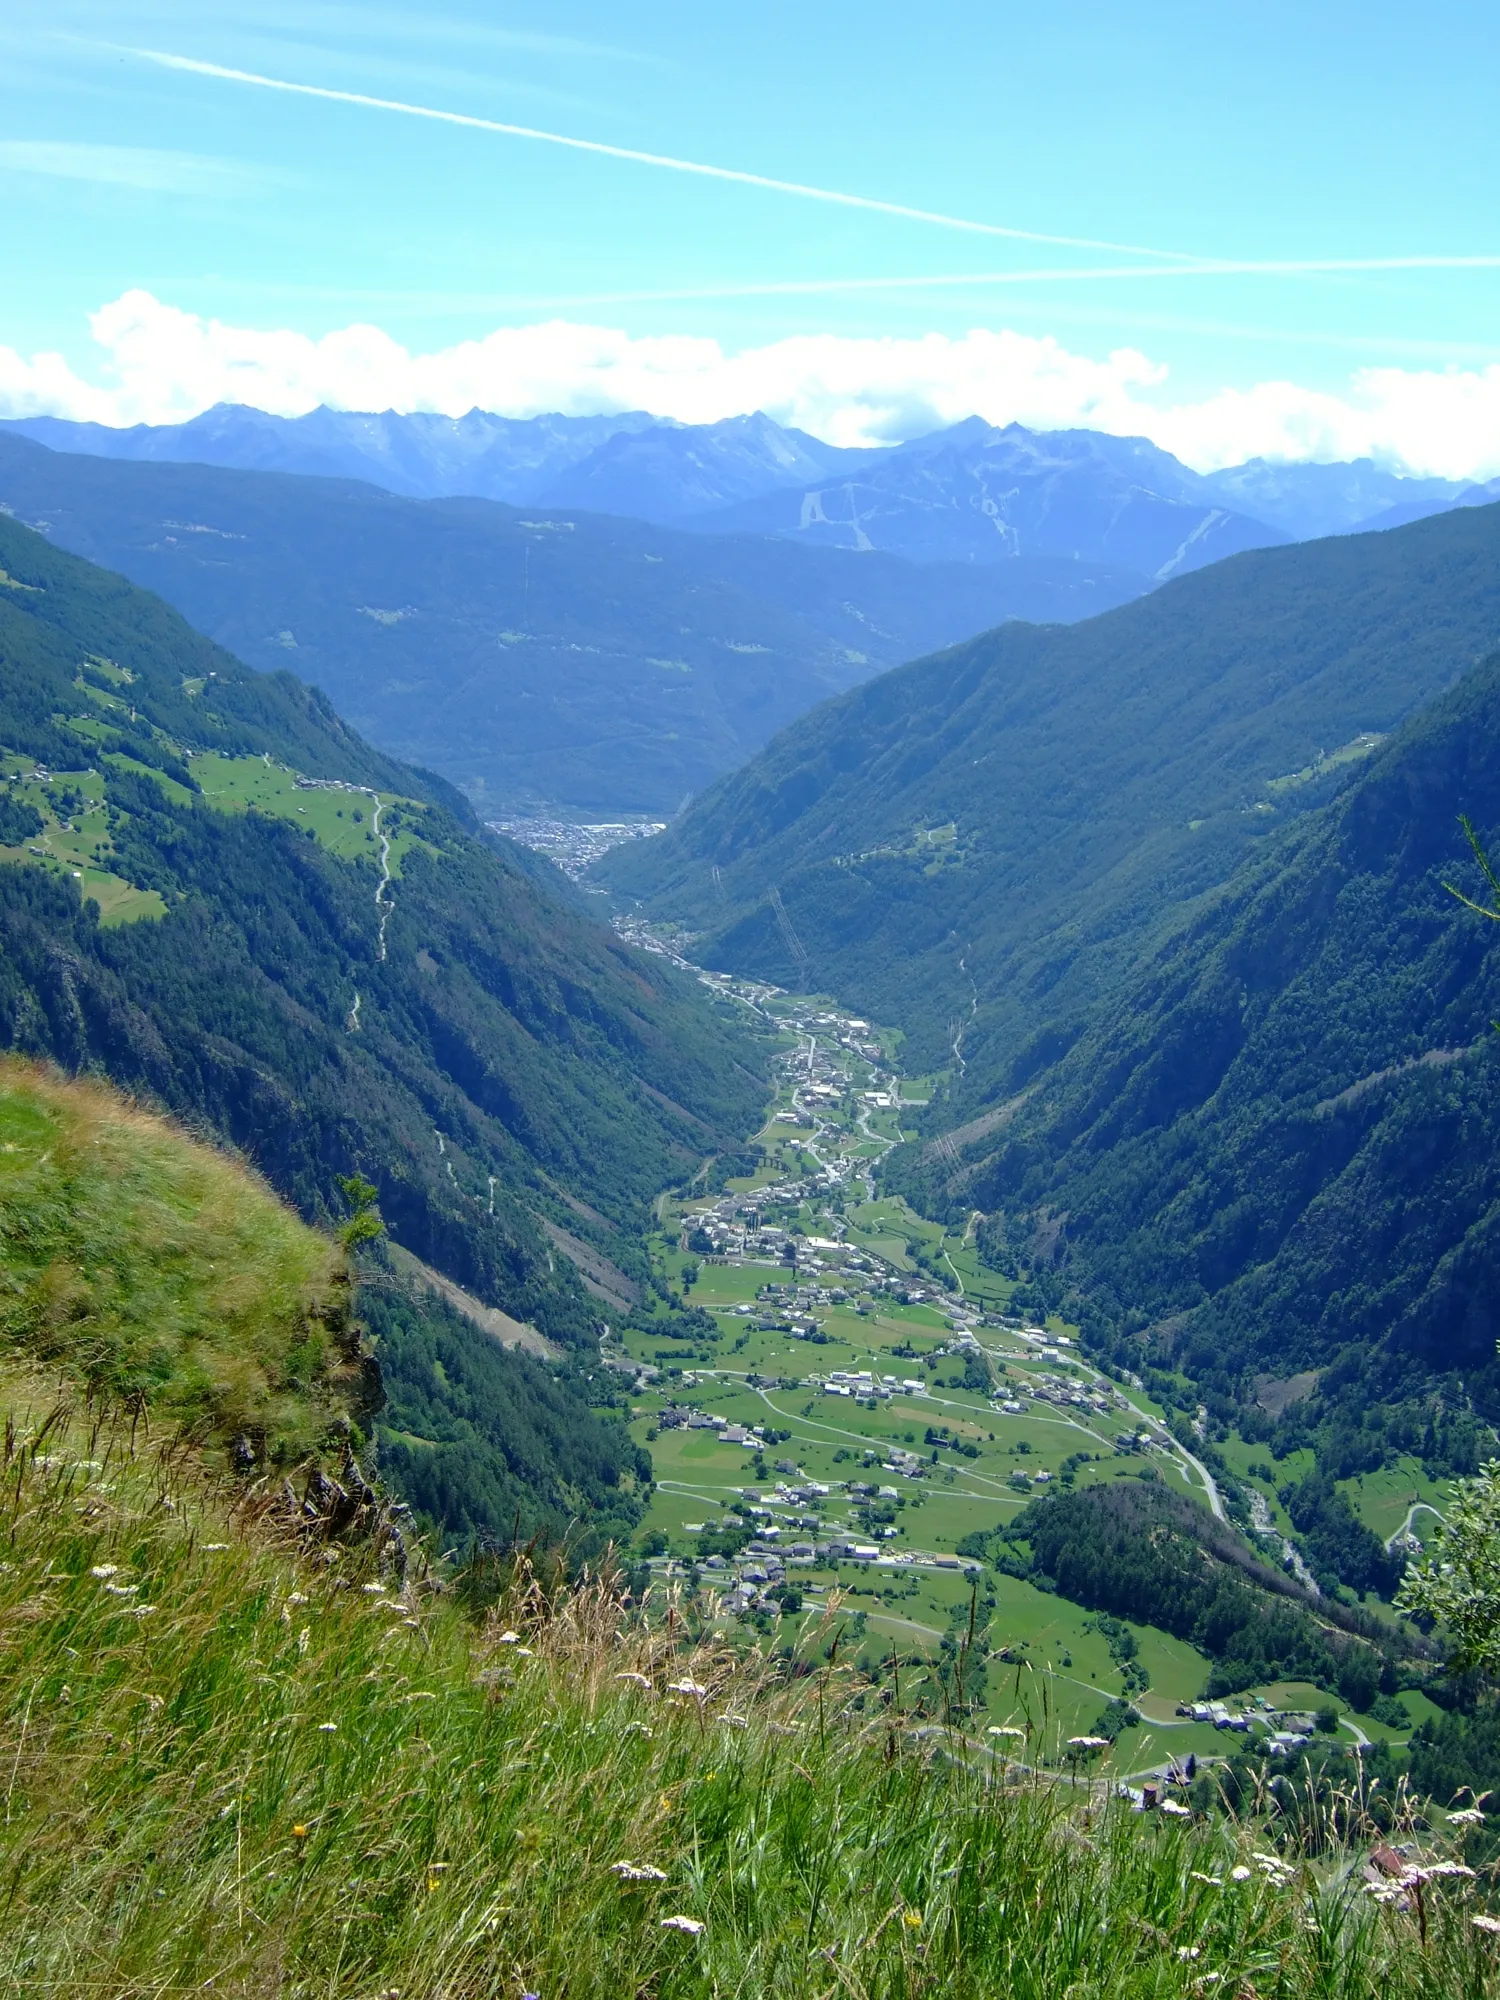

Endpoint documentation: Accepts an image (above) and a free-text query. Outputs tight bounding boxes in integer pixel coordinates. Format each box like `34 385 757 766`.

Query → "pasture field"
0 744 439 924
0 753 166 923
1340 1459 1455 1543
191 752 434 872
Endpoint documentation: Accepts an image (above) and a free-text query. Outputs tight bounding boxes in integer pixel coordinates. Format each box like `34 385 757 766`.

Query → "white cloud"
4 289 1500 480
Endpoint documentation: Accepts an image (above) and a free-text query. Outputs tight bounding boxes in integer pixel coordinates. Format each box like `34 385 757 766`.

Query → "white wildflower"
498 1631 523 1645
659 1915 704 1934
1230 1866 1252 1882
1160 1799 1191 1817
1177 1944 1202 1960
1472 1914 1500 1934
90 1564 119 1579
1190 1872 1223 1886
317 1722 338 1733
1449 1807 1487 1825
611 1861 668 1881
667 1678 708 1697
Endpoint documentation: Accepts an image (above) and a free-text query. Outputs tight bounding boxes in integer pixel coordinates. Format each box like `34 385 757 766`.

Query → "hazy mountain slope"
0 405 661 504
599 502 1500 1094
1356 475 1500 535
889 647 1500 1457
0 433 1140 815
0 512 765 1356
534 411 872 520
1202 458 1463 540
686 419 1286 575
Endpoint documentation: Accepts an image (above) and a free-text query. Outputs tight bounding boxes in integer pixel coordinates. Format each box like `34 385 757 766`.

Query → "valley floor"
595 923 1446 1773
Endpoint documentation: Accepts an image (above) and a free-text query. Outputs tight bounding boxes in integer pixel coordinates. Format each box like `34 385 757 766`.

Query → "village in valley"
590 917 1415 1781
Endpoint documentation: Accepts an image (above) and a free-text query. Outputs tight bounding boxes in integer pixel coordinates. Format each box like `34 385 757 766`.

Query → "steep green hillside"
0 432 1141 815
602 503 1500 1097
0 515 766 1461
889 647 1500 1483
0 1055 363 1462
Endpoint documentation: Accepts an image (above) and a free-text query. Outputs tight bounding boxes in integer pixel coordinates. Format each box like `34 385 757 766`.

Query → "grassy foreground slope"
0 1055 364 1462
0 1056 651 1557
0 1069 1492 1998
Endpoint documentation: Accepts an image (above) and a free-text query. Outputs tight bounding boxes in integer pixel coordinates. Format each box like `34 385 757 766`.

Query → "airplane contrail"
517 254 1500 308
130 48 1201 264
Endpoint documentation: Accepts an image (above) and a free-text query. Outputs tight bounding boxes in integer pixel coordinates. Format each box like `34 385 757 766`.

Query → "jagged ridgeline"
0 513 766 1531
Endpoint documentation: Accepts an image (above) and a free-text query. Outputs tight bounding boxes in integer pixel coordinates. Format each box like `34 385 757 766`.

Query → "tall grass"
0 1057 358 1462
0 1377 1495 2000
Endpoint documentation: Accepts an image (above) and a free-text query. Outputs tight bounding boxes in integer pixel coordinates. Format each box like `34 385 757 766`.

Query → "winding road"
344 785 393 1028
1385 1500 1446 1550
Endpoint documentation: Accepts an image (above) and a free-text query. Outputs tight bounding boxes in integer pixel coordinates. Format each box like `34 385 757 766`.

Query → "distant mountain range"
0 432 1138 815
6 404 1488 569
1200 456 1470 539
1 404 662 507
685 419 1287 579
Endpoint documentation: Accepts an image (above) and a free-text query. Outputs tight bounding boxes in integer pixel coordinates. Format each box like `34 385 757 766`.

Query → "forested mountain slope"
0 433 1138 815
601 502 1500 1094
0 512 765 1362
891 647 1500 1469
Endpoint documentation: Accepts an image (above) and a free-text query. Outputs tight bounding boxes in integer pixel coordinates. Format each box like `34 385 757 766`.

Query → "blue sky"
4 0 1500 471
